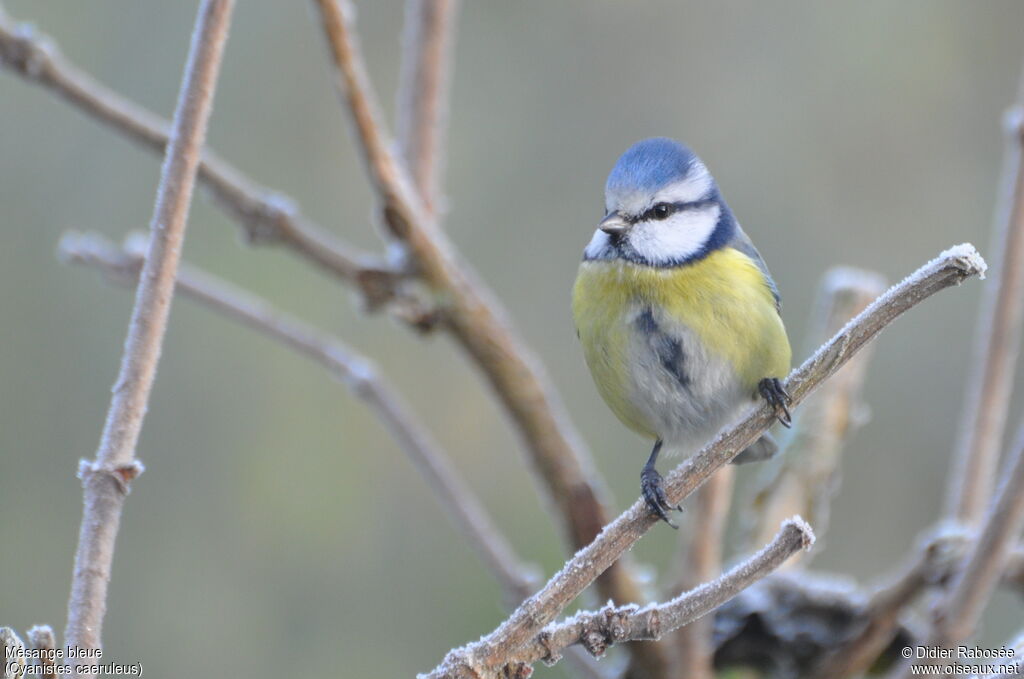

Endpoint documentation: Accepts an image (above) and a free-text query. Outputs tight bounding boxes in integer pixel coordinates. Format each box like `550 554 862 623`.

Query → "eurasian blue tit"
572 138 793 527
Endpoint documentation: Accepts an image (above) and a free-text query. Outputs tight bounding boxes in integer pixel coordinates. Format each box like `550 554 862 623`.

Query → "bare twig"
928 422 1024 649
62 0 233 668
670 466 735 679
0 6 386 295
946 78 1024 524
309 0 652 647
396 0 458 214
750 267 886 553
422 245 986 679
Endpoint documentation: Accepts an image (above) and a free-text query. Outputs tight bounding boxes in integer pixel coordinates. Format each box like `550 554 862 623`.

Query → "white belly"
624 307 753 457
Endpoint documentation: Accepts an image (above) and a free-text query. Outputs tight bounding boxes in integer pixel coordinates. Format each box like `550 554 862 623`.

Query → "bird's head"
584 137 735 267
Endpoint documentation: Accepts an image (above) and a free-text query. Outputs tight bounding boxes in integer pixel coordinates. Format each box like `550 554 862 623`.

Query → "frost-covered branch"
946 79 1024 524
422 245 986 679
63 1 233 670
434 519 813 678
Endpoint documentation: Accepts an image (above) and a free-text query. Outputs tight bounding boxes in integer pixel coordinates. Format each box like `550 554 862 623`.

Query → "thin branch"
0 5 389 297
928 422 1024 648
439 519 813 678
749 267 886 553
59 231 533 606
62 0 234 667
946 75 1024 524
58 232 605 679
309 0 654 646
395 0 458 214
422 245 987 678
670 466 735 679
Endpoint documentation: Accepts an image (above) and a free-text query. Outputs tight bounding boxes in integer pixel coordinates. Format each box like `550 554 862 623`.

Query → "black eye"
651 203 672 220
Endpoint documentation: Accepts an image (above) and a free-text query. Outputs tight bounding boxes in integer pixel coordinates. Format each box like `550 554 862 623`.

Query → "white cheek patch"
584 229 612 259
652 164 713 205
627 204 721 264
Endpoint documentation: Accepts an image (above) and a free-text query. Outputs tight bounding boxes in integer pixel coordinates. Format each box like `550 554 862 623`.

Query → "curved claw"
759 377 793 428
641 467 681 528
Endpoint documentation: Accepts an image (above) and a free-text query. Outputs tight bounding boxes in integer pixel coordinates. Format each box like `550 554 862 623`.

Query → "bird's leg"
641 439 681 528
759 377 793 428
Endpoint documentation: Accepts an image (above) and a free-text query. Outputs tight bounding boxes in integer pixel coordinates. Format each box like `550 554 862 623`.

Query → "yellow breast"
571 247 791 438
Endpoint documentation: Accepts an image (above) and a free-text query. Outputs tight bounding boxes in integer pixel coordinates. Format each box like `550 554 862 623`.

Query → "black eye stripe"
635 199 716 223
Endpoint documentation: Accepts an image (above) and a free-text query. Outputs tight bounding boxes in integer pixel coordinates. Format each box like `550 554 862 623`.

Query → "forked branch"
497 519 814 674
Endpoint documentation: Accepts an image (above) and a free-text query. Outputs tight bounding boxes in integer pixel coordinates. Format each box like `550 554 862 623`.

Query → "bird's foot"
641 466 681 528
759 377 793 428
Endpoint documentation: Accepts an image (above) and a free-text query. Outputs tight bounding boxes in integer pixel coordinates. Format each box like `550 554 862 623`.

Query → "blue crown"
605 137 698 194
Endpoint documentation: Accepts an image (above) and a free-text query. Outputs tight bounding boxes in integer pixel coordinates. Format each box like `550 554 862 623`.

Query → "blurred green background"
2 1 1023 676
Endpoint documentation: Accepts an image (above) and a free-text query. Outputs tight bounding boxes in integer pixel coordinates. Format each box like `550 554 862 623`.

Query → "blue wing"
729 224 781 313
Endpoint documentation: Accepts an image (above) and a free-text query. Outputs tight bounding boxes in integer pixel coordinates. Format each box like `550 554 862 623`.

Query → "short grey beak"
599 211 629 235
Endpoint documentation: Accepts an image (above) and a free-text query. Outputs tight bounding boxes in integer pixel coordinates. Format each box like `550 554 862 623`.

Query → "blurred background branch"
669 466 735 679
395 0 457 216
749 266 887 556
918 424 1024 663
946 72 1024 525
0 4 385 293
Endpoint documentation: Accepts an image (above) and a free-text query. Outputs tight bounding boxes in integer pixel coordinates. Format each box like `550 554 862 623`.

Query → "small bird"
572 138 793 526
